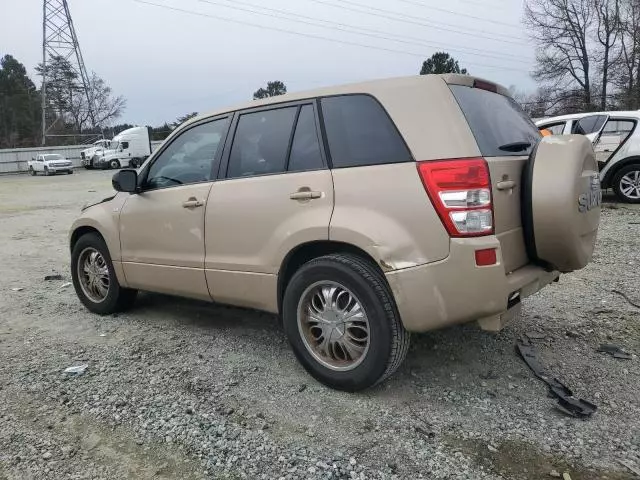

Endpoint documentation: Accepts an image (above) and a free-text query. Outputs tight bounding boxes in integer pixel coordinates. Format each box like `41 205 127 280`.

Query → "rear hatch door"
448 82 542 274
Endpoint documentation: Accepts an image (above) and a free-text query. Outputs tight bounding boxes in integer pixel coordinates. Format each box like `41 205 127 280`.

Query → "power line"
303 0 528 44
220 0 529 48
132 0 529 72
392 0 523 29
194 0 531 64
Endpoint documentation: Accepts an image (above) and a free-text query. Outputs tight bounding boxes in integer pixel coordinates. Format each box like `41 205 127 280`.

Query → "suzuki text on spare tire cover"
68 74 601 391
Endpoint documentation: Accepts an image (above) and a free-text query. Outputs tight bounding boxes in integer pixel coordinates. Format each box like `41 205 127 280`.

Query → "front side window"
145 117 229 189
320 95 412 168
227 107 297 179
121 141 130 150
288 105 324 172
572 115 609 135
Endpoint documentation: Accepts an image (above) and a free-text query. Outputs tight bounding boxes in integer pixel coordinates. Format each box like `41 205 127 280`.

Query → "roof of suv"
184 74 511 128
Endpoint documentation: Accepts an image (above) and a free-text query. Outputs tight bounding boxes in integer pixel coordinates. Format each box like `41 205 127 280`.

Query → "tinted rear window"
449 85 540 157
321 95 412 168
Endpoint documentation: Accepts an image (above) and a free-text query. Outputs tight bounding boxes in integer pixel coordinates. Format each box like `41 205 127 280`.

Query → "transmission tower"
41 0 96 145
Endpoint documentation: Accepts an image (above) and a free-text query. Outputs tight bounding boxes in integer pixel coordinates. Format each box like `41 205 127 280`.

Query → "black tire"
612 164 640 204
44 166 50 176
29 166 36 176
67 169 73 175
130 158 139 168
109 159 120 170
71 233 137 315
282 253 410 391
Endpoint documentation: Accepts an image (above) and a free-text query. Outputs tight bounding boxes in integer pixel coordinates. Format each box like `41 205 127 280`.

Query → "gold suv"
70 74 601 391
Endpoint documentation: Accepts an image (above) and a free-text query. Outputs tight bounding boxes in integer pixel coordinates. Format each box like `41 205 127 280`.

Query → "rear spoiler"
441 74 511 97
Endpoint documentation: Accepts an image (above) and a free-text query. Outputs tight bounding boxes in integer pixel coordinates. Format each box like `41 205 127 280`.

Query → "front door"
119 116 231 300
204 103 334 311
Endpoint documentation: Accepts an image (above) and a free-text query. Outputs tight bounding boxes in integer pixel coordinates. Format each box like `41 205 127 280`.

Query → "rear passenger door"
204 101 333 311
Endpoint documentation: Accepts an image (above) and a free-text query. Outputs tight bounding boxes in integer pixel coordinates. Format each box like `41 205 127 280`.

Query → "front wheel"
29 166 36 176
613 164 640 204
67 169 73 175
44 166 50 176
71 233 137 315
109 159 121 170
282 254 410 391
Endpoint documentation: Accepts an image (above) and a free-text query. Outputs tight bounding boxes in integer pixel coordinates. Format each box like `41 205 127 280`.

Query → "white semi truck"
80 139 112 168
91 126 152 170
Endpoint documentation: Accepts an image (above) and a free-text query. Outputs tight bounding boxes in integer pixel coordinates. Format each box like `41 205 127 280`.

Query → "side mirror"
112 169 138 193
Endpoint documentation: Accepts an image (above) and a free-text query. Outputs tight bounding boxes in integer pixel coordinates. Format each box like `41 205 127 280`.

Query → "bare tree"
525 0 595 109
69 72 126 131
594 0 622 109
614 0 640 108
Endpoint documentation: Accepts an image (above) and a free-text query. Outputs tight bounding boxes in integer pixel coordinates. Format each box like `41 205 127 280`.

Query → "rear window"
449 85 540 157
321 95 412 168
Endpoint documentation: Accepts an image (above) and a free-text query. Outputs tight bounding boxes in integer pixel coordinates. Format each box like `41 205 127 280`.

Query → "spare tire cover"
522 135 601 273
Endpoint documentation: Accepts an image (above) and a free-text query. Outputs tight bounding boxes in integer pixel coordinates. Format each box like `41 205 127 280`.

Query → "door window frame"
138 115 232 191
217 99 329 181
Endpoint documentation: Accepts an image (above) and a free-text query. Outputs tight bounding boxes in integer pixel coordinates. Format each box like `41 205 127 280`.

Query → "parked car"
28 154 73 176
91 126 152 170
69 74 601 391
536 111 640 203
80 139 112 169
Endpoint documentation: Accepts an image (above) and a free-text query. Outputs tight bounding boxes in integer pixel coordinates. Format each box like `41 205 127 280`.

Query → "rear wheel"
130 158 140 168
613 164 640 204
282 253 410 391
71 233 137 314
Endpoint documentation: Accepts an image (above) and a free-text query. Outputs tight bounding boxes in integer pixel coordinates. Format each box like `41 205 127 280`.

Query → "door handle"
289 190 322 200
496 180 516 191
182 197 204 208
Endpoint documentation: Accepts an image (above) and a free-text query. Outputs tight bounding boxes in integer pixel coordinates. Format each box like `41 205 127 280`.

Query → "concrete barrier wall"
0 141 164 174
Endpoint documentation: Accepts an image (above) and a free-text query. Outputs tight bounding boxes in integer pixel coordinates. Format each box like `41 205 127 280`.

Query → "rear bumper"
385 237 559 333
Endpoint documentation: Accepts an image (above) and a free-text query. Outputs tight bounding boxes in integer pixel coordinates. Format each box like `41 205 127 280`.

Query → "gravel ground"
0 169 638 480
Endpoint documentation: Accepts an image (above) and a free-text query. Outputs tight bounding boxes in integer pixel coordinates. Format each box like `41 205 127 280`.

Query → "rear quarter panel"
330 162 450 270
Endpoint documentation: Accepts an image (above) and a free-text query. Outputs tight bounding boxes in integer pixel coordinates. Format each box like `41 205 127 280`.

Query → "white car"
28 154 74 176
536 111 640 203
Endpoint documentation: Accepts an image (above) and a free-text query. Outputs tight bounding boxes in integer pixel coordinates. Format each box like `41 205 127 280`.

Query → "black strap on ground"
516 336 597 418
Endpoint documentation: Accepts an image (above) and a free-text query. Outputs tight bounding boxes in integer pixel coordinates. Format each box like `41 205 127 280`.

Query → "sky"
1 0 535 126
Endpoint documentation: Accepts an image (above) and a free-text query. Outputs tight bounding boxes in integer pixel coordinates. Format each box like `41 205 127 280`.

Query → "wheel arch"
69 225 105 252
602 156 640 188
277 240 389 315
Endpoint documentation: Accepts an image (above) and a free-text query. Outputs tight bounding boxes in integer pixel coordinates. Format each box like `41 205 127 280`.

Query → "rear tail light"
417 158 494 237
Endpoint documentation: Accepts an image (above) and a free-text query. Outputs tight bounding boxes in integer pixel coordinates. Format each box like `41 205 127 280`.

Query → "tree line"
522 0 640 117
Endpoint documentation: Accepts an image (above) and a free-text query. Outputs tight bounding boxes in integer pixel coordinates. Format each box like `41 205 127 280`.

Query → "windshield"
43 154 64 161
449 84 541 157
108 141 119 149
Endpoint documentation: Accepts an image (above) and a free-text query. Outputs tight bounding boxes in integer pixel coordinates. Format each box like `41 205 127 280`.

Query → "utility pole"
41 0 96 145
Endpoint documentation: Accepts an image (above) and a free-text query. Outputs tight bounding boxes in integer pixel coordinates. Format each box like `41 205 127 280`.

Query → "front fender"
69 193 128 286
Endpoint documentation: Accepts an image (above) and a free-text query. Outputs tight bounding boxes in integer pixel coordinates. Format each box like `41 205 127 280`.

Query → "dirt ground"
0 169 639 480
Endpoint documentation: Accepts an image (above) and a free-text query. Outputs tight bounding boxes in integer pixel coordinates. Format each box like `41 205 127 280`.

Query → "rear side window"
320 95 412 168
539 122 566 135
227 107 297 178
449 85 540 157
